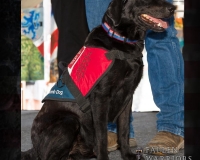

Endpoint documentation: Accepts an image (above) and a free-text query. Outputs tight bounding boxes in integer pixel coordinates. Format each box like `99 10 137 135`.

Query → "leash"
102 22 138 44
59 62 91 113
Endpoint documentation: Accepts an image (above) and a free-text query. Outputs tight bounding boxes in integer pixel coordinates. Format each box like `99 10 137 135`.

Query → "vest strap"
61 66 91 113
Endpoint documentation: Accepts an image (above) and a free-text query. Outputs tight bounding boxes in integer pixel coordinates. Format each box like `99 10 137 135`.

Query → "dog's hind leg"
31 111 80 160
118 99 144 160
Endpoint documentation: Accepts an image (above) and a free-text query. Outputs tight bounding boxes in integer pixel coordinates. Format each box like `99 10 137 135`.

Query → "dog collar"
102 22 137 44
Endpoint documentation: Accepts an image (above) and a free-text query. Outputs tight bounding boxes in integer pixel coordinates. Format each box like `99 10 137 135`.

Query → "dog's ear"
106 0 127 27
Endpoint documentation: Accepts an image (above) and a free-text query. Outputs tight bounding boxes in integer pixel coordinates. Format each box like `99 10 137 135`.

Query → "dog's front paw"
135 153 145 160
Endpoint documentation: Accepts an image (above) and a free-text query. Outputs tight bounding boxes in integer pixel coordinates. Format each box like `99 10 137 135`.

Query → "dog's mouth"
139 14 168 31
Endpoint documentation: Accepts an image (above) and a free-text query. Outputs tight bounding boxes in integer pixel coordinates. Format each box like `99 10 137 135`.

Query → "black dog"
21 0 175 159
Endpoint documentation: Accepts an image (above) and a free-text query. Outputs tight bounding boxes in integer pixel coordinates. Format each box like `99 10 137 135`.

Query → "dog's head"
103 0 176 34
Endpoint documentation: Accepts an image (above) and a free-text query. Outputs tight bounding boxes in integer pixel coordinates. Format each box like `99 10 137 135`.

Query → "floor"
21 111 184 159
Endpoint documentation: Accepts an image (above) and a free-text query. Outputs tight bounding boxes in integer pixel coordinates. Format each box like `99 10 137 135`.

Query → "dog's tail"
21 148 37 160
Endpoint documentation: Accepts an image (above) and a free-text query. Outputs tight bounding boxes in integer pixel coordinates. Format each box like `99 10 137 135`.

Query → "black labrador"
21 0 176 159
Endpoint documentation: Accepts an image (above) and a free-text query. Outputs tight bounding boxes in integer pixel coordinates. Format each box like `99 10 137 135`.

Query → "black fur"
21 0 175 159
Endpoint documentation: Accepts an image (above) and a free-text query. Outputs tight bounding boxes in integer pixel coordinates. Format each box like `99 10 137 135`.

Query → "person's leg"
107 114 134 138
107 114 136 151
145 0 184 154
51 0 89 76
85 0 110 31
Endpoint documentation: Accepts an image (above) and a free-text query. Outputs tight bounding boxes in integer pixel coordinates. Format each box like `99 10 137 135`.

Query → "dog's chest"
101 59 143 122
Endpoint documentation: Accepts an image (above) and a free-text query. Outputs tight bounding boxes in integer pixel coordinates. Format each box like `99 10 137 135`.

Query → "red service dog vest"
68 46 113 96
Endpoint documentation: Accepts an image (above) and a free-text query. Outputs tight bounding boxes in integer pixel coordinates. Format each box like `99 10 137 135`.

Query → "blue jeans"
85 0 184 138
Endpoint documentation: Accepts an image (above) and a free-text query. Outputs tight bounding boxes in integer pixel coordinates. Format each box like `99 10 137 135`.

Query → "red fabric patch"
68 46 112 96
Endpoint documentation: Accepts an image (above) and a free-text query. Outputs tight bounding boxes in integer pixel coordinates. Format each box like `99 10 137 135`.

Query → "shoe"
107 132 137 152
144 131 184 156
